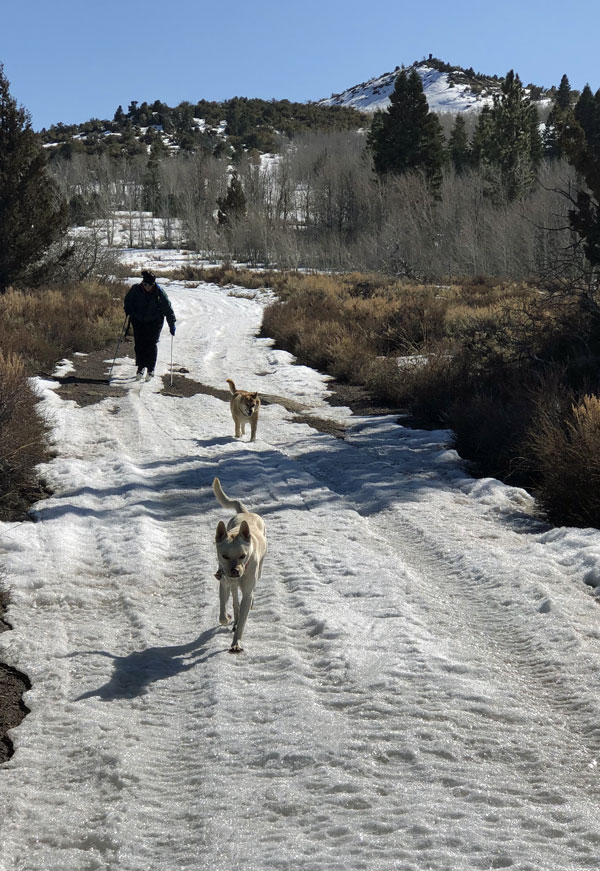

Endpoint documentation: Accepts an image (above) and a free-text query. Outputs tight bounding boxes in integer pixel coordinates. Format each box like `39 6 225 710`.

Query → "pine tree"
0 64 68 292
559 86 600 267
448 114 470 174
470 106 492 166
555 74 573 110
544 74 572 159
474 69 542 201
367 69 445 188
143 143 163 213
217 171 247 226
574 85 597 141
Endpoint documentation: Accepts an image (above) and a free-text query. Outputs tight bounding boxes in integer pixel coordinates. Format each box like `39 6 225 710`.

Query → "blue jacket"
124 282 176 330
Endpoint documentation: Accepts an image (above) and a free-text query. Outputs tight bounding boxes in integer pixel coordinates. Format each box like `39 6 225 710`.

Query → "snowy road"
1 280 600 871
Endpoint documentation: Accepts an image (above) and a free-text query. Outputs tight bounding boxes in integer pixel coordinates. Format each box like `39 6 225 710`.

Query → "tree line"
39 96 364 160
2 62 600 290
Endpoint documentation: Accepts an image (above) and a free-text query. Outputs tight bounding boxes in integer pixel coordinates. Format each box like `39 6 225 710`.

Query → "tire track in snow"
282 414 600 767
185 447 594 869
268 417 600 867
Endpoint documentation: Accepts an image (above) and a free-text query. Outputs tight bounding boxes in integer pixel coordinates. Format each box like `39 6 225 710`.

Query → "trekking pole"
170 333 174 386
108 315 129 381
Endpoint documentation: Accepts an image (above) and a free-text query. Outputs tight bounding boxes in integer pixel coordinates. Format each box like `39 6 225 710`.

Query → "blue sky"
2 0 599 130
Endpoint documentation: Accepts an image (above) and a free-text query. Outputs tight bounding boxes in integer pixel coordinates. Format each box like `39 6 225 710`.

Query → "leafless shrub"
526 391 600 527
0 283 125 370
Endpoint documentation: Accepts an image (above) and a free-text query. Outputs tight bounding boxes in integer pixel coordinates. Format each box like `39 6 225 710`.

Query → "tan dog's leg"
230 585 255 653
219 579 231 625
231 586 240 629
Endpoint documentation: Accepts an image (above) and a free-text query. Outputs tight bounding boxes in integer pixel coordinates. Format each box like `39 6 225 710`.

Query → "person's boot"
136 367 145 380
145 370 155 381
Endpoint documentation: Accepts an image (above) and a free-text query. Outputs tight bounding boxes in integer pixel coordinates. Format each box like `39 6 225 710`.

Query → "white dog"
212 477 267 653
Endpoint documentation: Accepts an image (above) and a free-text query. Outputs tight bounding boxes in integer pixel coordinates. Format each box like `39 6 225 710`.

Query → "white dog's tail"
213 477 249 515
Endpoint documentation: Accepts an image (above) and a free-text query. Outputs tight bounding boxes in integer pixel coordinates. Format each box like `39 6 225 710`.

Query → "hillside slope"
319 57 552 114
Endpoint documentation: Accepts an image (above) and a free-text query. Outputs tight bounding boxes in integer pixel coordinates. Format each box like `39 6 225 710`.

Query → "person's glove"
170 324 176 336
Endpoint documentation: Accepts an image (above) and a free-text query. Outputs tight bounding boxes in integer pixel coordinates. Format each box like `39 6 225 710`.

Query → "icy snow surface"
1 279 600 870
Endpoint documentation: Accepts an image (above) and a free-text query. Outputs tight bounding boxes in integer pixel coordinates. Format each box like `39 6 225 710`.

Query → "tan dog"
226 378 260 441
213 477 267 653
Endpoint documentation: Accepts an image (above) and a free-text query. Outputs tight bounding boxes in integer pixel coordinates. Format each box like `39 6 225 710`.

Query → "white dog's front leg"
230 588 254 653
231 585 240 627
219 580 231 625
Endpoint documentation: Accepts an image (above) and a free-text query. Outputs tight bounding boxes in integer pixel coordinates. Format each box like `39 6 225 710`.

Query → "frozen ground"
1 277 600 871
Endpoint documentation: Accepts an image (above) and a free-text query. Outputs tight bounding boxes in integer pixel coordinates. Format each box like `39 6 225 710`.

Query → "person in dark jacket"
124 270 176 380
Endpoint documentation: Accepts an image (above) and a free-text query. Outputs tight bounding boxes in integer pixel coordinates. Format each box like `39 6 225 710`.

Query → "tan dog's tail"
213 477 249 515
226 378 237 395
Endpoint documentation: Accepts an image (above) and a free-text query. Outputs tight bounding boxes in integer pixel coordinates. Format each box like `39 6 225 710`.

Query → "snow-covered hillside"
319 60 549 115
1 273 600 870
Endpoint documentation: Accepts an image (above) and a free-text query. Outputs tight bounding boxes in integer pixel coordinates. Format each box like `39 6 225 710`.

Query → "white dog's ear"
216 520 227 542
239 520 251 542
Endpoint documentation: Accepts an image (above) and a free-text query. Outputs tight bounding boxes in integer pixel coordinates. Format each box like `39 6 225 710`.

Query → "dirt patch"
42 347 131 407
0 589 31 764
289 414 346 439
159 373 230 402
325 380 408 418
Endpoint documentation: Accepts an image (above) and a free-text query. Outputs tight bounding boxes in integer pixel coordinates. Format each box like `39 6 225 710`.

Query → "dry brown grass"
257 269 541 411
527 393 600 527
0 281 125 371
0 352 49 518
0 281 125 518
164 263 276 291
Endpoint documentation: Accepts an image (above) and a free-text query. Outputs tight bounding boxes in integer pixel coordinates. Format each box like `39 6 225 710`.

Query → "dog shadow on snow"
69 627 223 702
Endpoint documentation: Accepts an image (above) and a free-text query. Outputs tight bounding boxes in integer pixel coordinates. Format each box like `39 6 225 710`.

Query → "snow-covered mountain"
319 58 551 115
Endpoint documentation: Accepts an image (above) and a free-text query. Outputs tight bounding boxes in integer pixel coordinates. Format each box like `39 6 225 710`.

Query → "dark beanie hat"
141 269 156 285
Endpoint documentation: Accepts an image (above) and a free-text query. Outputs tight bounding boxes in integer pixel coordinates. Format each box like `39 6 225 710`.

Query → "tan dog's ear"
216 520 227 542
239 520 251 542
252 392 258 399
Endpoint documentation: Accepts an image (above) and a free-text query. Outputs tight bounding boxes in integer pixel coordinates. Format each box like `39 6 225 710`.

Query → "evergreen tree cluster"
472 70 542 201
367 69 445 190
39 96 364 161
0 64 67 291
217 171 247 226
368 68 543 202
552 78 600 267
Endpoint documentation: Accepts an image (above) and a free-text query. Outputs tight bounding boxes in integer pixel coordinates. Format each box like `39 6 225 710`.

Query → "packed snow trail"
1 280 600 871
